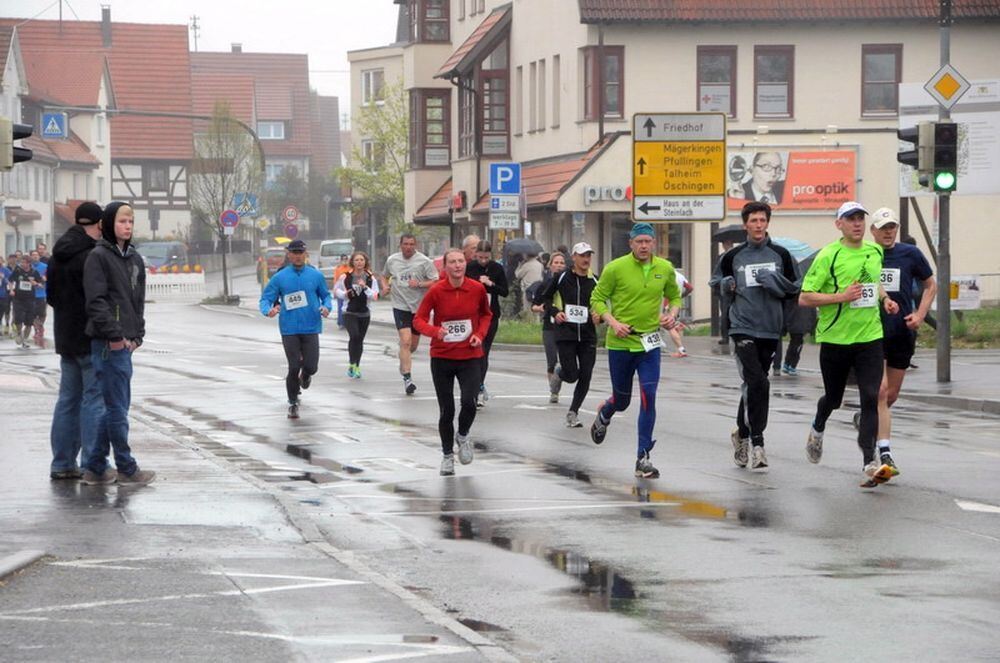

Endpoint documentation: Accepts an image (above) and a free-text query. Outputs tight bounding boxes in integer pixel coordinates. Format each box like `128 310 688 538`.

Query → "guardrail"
145 272 207 301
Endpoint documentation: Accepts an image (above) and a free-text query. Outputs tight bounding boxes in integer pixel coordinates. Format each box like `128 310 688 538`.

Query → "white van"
317 238 353 283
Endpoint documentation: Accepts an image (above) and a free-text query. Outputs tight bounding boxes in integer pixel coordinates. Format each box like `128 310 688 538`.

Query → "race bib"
18 280 32 292
565 304 588 324
640 330 665 352
283 290 307 310
744 262 776 288
881 268 901 293
850 283 878 308
442 319 472 343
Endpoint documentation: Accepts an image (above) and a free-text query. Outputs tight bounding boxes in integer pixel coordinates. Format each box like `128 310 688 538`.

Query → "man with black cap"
259 239 332 419
799 201 899 488
83 201 155 486
589 223 682 478
46 201 106 480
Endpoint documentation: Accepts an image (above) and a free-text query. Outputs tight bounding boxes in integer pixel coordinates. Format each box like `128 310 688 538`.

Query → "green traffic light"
935 171 956 191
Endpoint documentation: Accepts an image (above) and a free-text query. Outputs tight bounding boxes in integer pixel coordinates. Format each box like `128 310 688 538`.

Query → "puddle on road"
810 557 949 578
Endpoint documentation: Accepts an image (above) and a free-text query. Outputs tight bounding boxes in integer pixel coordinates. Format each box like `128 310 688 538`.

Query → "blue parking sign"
489 162 521 195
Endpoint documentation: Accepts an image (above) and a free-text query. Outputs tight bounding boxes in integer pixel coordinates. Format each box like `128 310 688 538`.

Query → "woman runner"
334 251 378 378
532 251 566 402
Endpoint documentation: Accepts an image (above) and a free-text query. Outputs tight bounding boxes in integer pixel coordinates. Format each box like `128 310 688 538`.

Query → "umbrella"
503 238 544 257
713 224 746 244
771 236 815 262
273 236 292 245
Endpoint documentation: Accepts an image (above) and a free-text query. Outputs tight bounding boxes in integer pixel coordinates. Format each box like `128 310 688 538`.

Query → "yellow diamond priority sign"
924 64 970 111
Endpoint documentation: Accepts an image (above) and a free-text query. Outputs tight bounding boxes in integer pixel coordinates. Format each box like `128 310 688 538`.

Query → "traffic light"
0 118 33 170
931 121 958 193
896 121 934 189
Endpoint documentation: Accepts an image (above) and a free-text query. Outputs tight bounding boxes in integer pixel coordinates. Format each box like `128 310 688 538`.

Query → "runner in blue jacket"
259 240 332 418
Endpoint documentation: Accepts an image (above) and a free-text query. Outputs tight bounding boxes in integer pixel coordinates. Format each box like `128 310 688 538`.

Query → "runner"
0 257 11 337
9 255 41 349
589 223 682 478
30 250 48 347
668 269 694 358
799 202 900 488
258 239 332 419
465 239 508 407
379 234 439 396
334 251 379 379
333 254 352 330
867 207 937 474
536 243 599 427
413 248 493 476
531 252 566 403
711 201 800 470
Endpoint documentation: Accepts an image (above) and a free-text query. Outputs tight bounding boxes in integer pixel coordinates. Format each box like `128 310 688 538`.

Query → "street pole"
936 0 952 383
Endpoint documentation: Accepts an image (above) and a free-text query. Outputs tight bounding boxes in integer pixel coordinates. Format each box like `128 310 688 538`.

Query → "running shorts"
392 308 415 330
883 332 916 370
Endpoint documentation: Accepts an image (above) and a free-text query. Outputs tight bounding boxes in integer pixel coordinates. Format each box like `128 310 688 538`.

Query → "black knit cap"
75 201 103 225
101 201 133 245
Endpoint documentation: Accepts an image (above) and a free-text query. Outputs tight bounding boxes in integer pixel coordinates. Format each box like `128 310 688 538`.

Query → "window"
408 0 449 43
257 121 286 140
529 62 537 131
515 65 524 135
360 139 385 171
697 46 737 117
361 69 385 106
96 113 106 145
538 58 547 130
551 55 561 128
458 0 465 20
96 176 104 200
457 37 510 158
409 89 451 169
265 163 285 183
754 45 794 118
582 45 624 120
862 44 902 116
147 164 169 191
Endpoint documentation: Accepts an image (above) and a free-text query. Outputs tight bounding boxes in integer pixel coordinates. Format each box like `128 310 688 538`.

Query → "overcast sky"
5 0 400 114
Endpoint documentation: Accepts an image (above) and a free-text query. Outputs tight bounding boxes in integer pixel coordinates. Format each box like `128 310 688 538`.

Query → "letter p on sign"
490 162 521 195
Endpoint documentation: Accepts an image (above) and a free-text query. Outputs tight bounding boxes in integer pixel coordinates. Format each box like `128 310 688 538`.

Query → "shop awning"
414 178 453 225
4 206 43 224
435 4 512 79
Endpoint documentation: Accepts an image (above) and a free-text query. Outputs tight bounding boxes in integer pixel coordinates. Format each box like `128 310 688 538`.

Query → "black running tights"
430 357 480 455
281 333 319 403
344 314 370 365
813 340 884 465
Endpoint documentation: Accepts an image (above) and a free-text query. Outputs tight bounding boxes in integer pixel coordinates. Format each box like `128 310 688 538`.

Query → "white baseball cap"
837 201 868 219
870 207 899 229
571 242 595 255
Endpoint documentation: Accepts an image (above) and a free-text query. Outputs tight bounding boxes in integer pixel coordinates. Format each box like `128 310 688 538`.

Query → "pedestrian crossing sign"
41 112 68 140
232 192 259 217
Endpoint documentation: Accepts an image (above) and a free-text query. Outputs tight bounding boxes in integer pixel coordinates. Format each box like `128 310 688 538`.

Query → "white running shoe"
565 411 583 428
456 434 474 465
751 445 768 470
440 454 455 476
806 427 824 464
731 427 749 468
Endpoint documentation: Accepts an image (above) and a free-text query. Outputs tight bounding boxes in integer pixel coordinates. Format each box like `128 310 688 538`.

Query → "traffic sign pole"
936 0 953 383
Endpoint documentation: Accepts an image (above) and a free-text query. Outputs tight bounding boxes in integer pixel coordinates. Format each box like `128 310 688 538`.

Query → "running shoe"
300 370 312 390
287 402 300 419
634 452 660 479
880 452 901 477
476 391 486 409
852 411 861 431
353 366 362 379
439 454 455 476
548 370 562 395
670 349 687 358
456 434 474 465
346 365 356 378
590 413 608 445
806 426 824 464
860 462 894 488
403 376 417 395
782 364 798 376
731 427 749 468
751 445 768 470
566 411 582 428
549 392 559 404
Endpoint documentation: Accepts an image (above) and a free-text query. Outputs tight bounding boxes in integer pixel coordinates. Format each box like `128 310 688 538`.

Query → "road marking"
513 404 550 410
223 365 258 374
955 499 1000 514
337 502 681 517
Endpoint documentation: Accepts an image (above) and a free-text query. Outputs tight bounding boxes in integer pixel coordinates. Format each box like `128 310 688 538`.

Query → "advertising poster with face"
726 149 857 211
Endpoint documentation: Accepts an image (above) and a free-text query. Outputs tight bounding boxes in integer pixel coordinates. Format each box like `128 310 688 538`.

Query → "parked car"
258 246 289 285
136 241 189 269
317 238 353 283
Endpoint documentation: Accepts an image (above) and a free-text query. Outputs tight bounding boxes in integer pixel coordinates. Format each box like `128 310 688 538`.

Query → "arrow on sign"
638 202 661 214
643 117 656 138
637 157 647 175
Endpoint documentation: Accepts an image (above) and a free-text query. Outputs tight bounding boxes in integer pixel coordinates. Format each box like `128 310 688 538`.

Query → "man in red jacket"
414 248 493 476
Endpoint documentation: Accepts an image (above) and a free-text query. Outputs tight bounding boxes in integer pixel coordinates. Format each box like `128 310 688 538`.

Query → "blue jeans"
85 339 139 476
49 354 105 473
599 348 661 457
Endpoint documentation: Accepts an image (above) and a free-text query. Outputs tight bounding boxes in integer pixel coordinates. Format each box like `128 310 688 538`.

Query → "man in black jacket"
46 202 106 480
465 239 508 408
536 242 599 428
82 201 155 486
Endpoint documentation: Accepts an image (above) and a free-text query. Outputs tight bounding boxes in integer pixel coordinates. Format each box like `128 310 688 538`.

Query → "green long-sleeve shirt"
590 252 682 352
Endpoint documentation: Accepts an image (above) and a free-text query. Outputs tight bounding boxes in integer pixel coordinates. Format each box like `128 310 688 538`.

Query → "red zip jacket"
414 276 493 360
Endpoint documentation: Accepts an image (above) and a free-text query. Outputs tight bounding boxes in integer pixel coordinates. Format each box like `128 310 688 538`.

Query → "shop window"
754 45 794 118
697 46 737 117
862 44 902 116
582 45 624 120
409 89 451 169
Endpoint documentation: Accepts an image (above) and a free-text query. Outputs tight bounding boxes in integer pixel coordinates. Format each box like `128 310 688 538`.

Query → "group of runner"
259 202 933 488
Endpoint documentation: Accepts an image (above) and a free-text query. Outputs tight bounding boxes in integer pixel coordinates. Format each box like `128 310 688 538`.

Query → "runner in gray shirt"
379 234 439 395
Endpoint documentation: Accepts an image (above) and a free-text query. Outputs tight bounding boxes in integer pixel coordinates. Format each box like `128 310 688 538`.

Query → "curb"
0 550 45 580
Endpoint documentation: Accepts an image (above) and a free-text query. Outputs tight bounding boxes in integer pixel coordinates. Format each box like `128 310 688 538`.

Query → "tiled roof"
414 178 452 222
435 4 512 79
1 18 194 160
191 73 256 125
0 27 12 82
310 94 342 181
191 52 313 159
22 132 100 166
577 0 1000 23
22 49 106 106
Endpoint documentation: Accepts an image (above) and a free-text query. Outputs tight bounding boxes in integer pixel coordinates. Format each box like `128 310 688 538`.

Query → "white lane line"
223 365 259 374
318 466 536 488
955 499 1000 514
335 502 681 517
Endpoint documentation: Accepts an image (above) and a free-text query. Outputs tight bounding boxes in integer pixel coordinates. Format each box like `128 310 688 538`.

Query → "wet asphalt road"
3 287 1000 661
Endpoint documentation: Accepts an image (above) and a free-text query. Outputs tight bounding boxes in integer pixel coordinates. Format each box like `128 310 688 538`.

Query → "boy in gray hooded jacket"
711 201 800 469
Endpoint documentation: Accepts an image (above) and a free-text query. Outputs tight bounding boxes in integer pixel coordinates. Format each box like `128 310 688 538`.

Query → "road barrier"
146 272 207 301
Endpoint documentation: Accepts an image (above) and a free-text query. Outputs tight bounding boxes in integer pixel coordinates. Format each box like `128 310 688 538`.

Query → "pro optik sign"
583 184 630 207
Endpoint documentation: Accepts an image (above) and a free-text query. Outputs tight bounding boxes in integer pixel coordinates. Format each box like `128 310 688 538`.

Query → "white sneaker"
549 392 559 404
731 427 749 468
456 434 474 465
750 445 768 470
565 411 582 428
806 427 824 464
440 454 455 476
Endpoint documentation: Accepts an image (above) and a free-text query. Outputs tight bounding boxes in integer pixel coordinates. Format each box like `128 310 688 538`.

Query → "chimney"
231 43 242 53
101 5 112 47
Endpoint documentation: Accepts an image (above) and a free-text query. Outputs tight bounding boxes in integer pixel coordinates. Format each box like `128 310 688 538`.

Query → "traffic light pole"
936 0 952 383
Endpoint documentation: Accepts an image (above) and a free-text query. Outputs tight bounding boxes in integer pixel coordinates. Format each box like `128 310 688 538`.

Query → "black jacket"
47 225 98 356
536 269 599 343
466 260 508 318
84 238 146 343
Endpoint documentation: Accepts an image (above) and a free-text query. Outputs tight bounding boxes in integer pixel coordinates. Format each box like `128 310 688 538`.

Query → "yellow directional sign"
632 112 727 221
